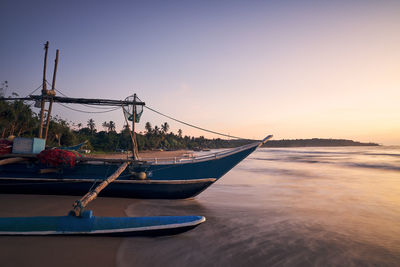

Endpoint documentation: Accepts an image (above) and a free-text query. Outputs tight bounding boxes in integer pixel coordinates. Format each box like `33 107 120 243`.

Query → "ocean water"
117 146 400 267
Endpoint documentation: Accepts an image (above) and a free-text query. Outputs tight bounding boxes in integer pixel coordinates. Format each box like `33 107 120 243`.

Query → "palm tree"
161 122 169 134
178 129 183 138
145 122 152 135
108 121 116 132
154 125 160 135
87 119 96 134
102 121 109 132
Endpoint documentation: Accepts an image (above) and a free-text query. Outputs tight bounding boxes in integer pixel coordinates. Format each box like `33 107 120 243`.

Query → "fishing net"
135 104 143 122
37 149 83 167
0 139 12 155
123 95 143 123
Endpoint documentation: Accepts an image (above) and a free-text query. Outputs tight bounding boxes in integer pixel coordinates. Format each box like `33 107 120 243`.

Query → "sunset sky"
1 1 399 145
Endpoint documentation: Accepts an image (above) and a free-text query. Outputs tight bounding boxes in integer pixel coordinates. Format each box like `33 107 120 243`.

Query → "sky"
1 0 399 145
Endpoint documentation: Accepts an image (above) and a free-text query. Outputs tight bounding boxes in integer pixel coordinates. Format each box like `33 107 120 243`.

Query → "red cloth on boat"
37 149 82 167
0 139 12 155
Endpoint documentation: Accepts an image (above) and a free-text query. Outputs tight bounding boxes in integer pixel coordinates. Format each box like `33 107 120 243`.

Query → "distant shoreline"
262 138 379 148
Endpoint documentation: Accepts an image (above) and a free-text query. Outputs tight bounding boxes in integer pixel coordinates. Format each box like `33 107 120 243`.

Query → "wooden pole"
44 49 59 141
38 41 49 138
42 41 49 93
132 94 137 159
122 104 137 160
0 157 26 166
72 161 130 216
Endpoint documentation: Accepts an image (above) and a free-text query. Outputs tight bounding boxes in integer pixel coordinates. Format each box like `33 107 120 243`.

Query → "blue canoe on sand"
0 212 206 236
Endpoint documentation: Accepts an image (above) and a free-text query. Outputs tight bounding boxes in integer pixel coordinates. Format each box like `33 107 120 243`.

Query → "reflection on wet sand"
118 147 400 266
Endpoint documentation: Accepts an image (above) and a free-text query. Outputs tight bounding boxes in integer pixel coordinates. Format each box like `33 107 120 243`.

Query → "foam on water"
117 146 400 266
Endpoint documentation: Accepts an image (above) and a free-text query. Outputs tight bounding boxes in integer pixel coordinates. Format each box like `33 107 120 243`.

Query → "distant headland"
261 138 379 147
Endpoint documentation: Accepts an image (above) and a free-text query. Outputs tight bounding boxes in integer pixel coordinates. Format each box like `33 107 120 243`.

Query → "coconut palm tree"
102 121 109 132
145 122 152 135
161 122 169 134
108 121 116 132
87 119 96 134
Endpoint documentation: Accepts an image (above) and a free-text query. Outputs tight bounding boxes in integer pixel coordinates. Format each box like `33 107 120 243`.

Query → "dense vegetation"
0 85 379 151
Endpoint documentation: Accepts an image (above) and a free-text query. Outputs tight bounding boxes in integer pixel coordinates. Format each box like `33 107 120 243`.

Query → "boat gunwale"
0 140 262 166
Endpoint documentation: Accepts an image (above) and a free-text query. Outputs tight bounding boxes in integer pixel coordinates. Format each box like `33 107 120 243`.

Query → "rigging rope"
58 103 121 114
46 82 120 110
44 83 122 113
25 84 43 97
143 105 251 140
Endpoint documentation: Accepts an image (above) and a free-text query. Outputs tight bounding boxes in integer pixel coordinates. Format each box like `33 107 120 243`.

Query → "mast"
44 49 59 141
38 41 49 138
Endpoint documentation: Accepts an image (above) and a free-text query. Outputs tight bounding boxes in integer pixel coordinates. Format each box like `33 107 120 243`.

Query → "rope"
143 105 251 140
54 87 115 110
25 84 43 97
58 103 121 113
47 83 120 111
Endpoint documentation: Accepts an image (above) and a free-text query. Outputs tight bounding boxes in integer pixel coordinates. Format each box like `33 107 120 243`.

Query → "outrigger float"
0 42 272 235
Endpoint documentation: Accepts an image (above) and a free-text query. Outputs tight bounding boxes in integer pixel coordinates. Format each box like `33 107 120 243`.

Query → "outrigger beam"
72 161 130 217
0 96 145 107
30 95 146 106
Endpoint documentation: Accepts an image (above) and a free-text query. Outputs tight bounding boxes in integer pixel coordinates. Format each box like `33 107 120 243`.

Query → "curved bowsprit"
0 212 206 236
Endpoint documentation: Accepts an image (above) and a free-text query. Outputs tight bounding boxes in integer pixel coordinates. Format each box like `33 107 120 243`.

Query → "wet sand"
0 150 191 267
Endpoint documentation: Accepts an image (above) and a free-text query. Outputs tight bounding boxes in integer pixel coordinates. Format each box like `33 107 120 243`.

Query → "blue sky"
1 0 399 144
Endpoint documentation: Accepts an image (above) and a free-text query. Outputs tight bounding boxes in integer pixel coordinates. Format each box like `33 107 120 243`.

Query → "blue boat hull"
0 140 267 199
0 178 214 199
0 214 206 236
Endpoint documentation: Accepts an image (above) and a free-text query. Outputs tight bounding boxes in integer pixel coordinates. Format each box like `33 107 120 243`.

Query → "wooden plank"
39 168 60 174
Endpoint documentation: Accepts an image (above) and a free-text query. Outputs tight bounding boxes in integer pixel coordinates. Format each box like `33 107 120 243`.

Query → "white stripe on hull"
0 217 206 235
0 177 216 184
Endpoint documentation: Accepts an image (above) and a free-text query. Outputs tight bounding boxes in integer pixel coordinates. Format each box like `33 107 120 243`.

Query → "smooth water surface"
118 146 400 266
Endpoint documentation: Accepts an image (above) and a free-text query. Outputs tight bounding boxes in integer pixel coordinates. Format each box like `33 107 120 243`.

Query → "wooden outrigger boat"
0 42 273 200
0 160 205 236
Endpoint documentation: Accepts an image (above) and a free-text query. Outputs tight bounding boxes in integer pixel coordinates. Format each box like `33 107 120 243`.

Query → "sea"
117 146 400 267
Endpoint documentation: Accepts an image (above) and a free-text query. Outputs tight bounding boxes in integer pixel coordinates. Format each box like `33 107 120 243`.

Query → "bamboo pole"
122 104 137 160
0 157 26 166
132 94 138 160
38 41 49 138
44 49 59 141
72 161 130 216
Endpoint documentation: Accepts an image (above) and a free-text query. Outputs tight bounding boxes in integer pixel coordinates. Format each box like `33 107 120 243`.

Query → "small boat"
0 213 205 236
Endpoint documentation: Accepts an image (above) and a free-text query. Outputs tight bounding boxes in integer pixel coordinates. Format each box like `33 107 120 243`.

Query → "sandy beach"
0 150 191 267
